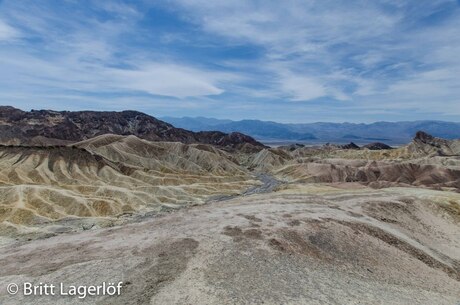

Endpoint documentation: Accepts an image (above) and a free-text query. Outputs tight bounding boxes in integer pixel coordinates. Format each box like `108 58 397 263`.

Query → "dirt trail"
243 173 283 195
208 173 284 202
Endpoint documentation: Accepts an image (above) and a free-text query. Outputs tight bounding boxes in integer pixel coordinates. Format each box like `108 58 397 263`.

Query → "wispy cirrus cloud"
0 19 20 41
164 0 460 116
0 0 233 104
0 50 230 98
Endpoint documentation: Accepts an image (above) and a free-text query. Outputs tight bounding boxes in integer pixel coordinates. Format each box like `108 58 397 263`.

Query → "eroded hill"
0 135 258 238
0 114 459 304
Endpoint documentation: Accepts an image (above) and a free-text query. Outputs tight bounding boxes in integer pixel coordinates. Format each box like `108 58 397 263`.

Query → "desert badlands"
0 107 459 304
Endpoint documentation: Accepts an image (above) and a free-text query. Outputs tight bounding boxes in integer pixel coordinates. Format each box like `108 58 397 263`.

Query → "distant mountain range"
161 117 460 144
1 106 458 147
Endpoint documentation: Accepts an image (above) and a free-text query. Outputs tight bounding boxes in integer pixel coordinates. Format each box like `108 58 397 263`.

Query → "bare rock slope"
0 135 257 238
0 106 265 150
0 184 458 305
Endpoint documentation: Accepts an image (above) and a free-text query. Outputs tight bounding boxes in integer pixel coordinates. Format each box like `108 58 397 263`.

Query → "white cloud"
387 68 460 100
108 63 226 98
165 0 403 102
169 0 401 52
166 0 460 111
95 2 140 18
278 73 326 101
0 1 231 99
0 51 228 98
0 19 19 41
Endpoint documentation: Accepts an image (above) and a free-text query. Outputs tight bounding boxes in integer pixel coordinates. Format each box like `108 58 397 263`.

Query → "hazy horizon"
159 115 460 125
4 105 460 125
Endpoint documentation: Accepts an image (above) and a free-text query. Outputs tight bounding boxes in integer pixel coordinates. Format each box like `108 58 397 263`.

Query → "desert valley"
0 106 458 304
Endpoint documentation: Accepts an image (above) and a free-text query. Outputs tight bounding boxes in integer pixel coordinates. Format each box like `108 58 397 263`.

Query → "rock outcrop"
407 131 460 157
323 142 360 150
363 142 393 150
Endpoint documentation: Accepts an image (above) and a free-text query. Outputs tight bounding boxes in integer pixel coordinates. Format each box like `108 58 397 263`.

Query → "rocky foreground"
0 184 459 304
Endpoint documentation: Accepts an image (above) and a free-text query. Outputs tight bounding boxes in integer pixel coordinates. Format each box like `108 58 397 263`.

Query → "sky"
0 0 460 123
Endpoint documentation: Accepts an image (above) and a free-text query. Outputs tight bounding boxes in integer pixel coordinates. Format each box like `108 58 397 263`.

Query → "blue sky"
0 0 459 123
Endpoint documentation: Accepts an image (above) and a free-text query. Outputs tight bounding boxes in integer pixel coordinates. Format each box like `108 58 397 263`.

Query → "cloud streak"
0 19 19 41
